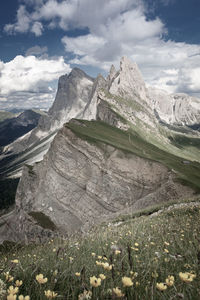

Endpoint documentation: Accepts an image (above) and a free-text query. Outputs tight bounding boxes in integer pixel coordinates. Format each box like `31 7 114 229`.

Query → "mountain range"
0 56 199 243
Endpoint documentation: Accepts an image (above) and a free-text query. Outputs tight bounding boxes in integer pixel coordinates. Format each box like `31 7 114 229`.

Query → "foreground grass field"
0 200 200 299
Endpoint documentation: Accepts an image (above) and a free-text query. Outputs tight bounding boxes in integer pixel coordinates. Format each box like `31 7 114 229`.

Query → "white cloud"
3 0 200 97
4 5 31 34
0 55 71 109
31 21 43 36
25 45 48 56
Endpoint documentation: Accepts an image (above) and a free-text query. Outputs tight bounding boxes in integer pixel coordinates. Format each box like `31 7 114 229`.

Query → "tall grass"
0 202 200 299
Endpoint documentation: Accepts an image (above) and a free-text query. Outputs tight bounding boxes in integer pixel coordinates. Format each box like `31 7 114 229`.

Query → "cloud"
25 45 48 56
0 55 71 109
3 0 200 97
31 21 43 36
4 5 31 34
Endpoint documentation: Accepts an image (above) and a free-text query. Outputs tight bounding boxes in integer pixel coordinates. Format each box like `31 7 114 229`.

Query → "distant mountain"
0 110 42 147
0 110 15 122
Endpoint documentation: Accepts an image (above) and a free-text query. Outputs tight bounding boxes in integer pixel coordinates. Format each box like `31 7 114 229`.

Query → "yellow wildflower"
134 243 139 247
115 250 121 255
97 256 102 259
7 295 17 300
78 290 92 300
122 276 133 287
156 282 167 291
44 290 58 298
11 260 19 264
152 271 158 278
113 287 124 298
164 242 170 246
75 272 81 277
96 261 102 266
18 296 30 300
164 249 169 253
90 276 101 287
102 262 112 270
69 257 74 263
15 280 23 287
99 274 106 280
36 274 48 284
179 272 196 283
165 275 174 286
4 272 13 282
7 286 19 295
91 253 95 257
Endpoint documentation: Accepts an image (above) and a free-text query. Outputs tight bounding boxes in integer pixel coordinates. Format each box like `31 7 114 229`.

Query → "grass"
0 202 200 299
66 120 200 192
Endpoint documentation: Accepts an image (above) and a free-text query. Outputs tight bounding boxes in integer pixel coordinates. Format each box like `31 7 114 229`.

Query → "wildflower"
156 283 167 291
36 274 48 284
165 275 174 286
164 258 170 262
97 256 102 259
78 290 92 300
179 272 196 283
90 276 101 287
11 260 19 264
96 261 102 266
152 271 158 278
102 262 112 270
7 295 17 300
164 242 170 246
164 249 169 253
18 296 30 300
115 250 121 255
75 272 81 277
113 287 125 298
134 243 139 247
44 290 58 298
4 272 14 282
15 280 23 287
7 286 19 295
99 274 106 280
122 276 133 287
91 253 95 257
69 257 74 263
53 270 58 276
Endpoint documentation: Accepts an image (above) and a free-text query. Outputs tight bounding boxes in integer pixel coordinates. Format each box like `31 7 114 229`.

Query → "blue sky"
0 0 200 110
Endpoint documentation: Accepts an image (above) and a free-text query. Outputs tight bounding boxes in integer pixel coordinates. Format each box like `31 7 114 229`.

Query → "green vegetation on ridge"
66 120 200 192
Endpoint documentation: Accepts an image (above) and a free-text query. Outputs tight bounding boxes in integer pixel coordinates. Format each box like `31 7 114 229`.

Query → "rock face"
148 87 200 127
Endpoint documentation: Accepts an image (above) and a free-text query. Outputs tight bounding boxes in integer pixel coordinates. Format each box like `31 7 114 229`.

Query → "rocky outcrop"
148 87 200 127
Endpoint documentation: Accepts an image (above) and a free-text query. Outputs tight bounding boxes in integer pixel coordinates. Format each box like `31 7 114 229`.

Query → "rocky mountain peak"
107 64 117 83
49 68 94 116
109 56 147 101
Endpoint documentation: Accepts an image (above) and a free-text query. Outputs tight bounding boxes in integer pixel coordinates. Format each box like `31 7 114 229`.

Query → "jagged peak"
107 64 117 82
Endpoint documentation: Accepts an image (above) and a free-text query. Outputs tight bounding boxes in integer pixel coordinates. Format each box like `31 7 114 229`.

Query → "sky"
0 0 200 110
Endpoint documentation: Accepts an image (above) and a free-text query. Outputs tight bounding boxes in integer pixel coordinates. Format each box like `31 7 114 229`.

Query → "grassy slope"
66 120 200 192
0 200 200 299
